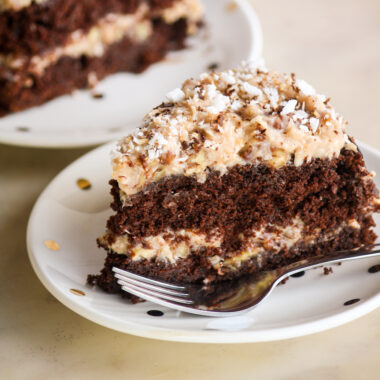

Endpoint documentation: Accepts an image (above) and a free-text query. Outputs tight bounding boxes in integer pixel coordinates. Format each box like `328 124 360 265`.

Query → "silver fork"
113 244 380 317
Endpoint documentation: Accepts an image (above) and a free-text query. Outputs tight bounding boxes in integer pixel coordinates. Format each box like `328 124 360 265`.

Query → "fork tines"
112 267 194 305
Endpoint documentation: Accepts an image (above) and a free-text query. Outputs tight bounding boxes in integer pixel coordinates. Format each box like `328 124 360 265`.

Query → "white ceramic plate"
0 0 262 148
27 142 380 343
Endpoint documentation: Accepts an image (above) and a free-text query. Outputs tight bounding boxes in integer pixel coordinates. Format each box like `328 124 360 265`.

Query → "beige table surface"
1 0 379 379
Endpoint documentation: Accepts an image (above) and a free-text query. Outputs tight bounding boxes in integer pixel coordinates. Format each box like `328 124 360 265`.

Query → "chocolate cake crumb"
323 267 333 275
207 62 220 71
92 93 104 100
280 276 289 285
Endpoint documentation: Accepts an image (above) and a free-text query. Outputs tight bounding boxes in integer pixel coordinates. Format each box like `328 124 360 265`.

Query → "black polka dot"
147 310 164 317
368 265 380 274
290 271 305 278
344 298 360 306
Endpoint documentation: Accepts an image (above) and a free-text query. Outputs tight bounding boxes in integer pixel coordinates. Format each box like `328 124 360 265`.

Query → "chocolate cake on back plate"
0 0 203 115
89 60 380 298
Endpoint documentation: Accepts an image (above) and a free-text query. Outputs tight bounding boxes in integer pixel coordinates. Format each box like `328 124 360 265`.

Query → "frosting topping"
113 60 356 196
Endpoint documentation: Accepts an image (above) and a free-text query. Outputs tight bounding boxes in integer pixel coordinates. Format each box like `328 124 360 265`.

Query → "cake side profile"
89 61 380 296
0 0 203 115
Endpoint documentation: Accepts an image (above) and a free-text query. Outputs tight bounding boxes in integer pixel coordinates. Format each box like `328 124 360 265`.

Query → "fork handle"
278 243 380 278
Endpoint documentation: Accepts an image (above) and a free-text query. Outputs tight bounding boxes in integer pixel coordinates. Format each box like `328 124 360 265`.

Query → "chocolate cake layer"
0 18 187 115
0 0 179 55
107 148 378 255
88 220 376 296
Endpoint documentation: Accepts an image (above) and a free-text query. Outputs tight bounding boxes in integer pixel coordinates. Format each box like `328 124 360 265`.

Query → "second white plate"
0 0 262 148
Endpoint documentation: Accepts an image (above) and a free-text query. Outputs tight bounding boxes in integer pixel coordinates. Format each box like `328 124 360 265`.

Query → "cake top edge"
113 60 356 196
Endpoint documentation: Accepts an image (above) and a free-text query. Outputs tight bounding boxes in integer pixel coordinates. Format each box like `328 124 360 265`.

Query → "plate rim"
26 140 380 343
0 0 263 149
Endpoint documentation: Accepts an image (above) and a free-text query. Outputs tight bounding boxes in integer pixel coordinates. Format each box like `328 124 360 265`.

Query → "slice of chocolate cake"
0 0 203 115
89 60 380 296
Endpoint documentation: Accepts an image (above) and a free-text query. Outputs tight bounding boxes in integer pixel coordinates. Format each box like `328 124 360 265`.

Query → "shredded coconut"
281 99 297 115
221 71 236 85
206 84 217 99
166 88 185 102
242 82 262 97
309 117 319 133
263 87 279 108
296 79 316 95
299 124 310 133
292 109 308 121
231 100 243 111
207 93 230 114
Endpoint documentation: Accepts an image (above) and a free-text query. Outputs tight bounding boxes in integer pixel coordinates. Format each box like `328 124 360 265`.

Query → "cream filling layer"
215 219 359 273
101 218 361 269
0 0 203 74
102 228 223 264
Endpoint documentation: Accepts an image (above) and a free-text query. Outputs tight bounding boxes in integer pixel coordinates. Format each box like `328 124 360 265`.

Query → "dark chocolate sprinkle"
290 271 305 278
207 62 219 71
368 265 380 273
147 310 164 317
280 276 289 285
344 298 360 306
16 126 29 132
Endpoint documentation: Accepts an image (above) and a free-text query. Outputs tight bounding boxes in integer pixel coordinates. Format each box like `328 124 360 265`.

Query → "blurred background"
255 0 380 144
1 0 379 379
